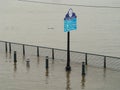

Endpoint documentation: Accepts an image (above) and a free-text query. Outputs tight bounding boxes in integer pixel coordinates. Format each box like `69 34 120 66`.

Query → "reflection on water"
36 57 40 68
5 53 12 62
13 63 17 78
23 55 25 60
45 69 49 84
66 71 71 90
1 51 120 90
103 68 106 78
81 75 86 89
14 63 17 73
1 0 120 57
26 59 30 72
9 53 12 62
51 60 55 71
46 68 49 76
52 59 54 64
9 53 12 59
5 53 8 62
37 57 40 65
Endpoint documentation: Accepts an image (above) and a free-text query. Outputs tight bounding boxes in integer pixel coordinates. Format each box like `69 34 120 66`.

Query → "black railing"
0 40 120 71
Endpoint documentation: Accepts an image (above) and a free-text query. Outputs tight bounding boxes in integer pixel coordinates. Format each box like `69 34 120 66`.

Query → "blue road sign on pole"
64 8 77 71
64 8 77 32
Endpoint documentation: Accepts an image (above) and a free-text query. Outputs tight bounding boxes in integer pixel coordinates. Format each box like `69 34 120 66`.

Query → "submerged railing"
0 40 120 71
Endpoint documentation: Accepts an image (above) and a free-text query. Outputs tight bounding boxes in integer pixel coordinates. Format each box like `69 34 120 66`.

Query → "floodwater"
0 1 120 90
0 52 120 90
0 0 120 57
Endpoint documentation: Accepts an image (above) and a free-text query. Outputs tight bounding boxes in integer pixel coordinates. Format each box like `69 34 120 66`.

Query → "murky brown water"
0 52 120 90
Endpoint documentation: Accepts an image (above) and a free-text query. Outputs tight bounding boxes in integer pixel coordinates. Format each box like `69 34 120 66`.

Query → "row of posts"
5 42 107 75
5 42 55 59
85 53 107 69
13 50 85 76
13 52 86 77
82 54 107 76
5 42 54 73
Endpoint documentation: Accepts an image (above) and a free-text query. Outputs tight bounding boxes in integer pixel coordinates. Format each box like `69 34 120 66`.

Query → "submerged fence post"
9 42 11 53
52 48 54 60
104 56 106 68
46 56 49 69
37 46 39 57
26 58 30 68
23 44 25 56
82 62 86 76
14 51 17 64
85 53 87 65
5 42 7 53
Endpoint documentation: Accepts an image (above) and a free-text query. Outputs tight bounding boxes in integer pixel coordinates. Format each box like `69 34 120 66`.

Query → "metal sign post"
64 8 77 71
66 31 71 71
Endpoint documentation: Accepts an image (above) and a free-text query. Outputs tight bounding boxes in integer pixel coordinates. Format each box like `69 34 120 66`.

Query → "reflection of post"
9 53 12 62
14 63 17 72
23 55 25 60
81 75 86 89
5 52 8 62
103 68 106 78
9 52 12 58
26 59 30 71
13 63 17 78
66 71 71 90
46 68 49 77
37 57 40 65
45 68 49 84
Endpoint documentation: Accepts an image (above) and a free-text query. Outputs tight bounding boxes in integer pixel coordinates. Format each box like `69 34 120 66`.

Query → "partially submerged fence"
0 40 120 71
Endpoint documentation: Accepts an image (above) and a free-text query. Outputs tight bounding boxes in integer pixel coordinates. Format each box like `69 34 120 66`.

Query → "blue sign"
64 8 77 32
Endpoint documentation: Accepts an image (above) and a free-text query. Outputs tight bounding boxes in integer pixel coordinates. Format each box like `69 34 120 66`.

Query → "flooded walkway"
0 53 120 90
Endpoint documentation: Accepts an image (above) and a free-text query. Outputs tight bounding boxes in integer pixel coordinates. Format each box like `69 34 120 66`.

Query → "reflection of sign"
64 8 77 32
